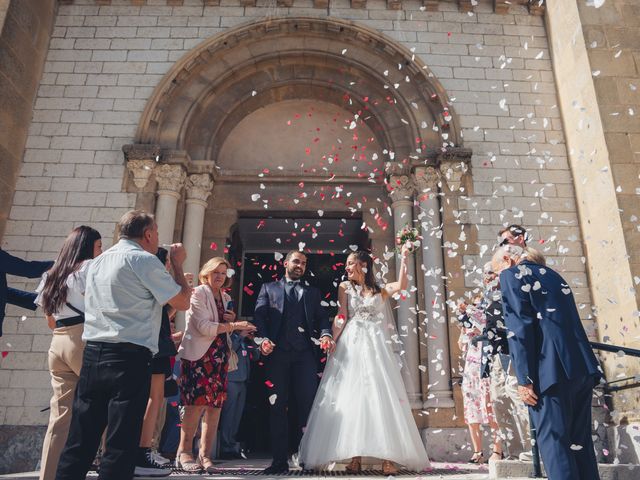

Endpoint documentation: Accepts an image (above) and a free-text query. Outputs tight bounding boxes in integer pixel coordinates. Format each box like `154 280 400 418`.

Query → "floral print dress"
179 296 230 407
460 304 496 425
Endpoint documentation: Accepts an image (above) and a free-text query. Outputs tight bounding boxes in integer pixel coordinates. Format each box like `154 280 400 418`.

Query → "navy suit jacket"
253 278 331 356
500 261 600 393
0 249 53 336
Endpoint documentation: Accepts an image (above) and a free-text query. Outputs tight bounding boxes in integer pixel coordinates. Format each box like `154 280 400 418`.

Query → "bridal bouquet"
396 225 421 253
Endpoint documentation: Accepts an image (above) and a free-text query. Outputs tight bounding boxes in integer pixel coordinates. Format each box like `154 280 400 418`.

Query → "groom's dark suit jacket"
253 278 331 357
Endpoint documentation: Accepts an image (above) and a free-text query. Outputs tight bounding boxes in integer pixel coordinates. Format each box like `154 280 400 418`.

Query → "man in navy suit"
492 244 601 480
0 248 53 336
254 250 334 474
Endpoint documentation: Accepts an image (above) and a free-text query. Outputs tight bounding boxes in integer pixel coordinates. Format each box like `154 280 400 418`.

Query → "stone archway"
134 16 462 161
124 16 472 415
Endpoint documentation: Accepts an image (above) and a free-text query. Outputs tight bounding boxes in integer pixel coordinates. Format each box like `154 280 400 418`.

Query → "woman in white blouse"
35 226 102 480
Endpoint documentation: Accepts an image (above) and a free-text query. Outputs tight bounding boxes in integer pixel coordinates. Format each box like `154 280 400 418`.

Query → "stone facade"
0 0 638 472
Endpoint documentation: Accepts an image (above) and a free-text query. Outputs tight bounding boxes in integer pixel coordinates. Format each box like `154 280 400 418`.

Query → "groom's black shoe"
263 462 289 474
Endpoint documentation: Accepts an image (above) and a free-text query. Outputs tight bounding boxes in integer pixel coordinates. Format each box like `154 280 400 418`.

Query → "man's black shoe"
263 462 289 474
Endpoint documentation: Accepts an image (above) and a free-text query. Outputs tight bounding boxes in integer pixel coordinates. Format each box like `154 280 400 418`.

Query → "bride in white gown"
298 246 430 474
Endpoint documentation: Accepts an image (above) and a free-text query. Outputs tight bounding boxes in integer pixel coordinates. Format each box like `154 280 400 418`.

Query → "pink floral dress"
460 305 496 425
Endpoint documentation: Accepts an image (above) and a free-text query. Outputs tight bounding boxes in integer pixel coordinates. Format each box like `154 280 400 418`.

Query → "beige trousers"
489 355 531 457
39 324 85 480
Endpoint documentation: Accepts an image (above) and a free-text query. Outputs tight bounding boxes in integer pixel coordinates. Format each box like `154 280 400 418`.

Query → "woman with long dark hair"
299 245 430 474
35 226 102 480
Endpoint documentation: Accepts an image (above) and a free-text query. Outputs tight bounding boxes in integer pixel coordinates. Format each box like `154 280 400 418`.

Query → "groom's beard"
287 266 304 280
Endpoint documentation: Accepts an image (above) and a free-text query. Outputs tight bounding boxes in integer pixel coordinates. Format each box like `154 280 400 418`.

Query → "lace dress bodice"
345 283 386 323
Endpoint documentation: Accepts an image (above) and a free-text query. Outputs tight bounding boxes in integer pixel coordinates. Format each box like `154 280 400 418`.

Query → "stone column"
388 175 421 408
414 166 455 408
182 173 214 282
154 164 186 246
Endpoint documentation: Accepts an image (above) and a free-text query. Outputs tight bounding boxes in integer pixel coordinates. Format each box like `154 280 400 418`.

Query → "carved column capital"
413 166 440 197
186 173 214 206
388 175 415 205
123 144 162 190
155 164 186 198
439 161 468 193
126 159 157 189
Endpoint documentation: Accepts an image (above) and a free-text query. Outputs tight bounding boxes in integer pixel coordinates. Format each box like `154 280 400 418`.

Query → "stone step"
489 459 640 480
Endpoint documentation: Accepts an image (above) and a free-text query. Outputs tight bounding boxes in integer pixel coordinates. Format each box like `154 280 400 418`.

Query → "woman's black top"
155 304 177 358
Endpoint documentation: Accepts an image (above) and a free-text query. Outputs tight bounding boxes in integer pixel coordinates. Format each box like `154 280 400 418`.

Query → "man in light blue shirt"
56 210 191 480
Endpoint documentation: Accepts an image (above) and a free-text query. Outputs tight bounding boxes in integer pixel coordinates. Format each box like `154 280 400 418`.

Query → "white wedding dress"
298 283 430 471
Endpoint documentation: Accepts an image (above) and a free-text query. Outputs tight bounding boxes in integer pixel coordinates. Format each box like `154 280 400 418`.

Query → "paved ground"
0 458 526 480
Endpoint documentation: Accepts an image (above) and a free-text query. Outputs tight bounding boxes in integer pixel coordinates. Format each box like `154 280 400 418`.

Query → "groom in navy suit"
254 250 334 474
493 245 601 480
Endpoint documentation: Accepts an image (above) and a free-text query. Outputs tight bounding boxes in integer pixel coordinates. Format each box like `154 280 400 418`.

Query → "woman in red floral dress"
176 257 256 473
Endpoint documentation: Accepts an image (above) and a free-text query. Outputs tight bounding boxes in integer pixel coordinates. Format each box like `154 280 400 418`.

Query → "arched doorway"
124 16 472 454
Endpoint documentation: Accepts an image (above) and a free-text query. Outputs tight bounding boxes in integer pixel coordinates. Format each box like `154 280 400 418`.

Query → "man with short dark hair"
498 224 527 248
55 210 192 480
254 250 334 474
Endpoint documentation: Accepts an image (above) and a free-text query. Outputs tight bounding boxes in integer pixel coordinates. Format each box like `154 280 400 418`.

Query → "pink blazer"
178 284 232 362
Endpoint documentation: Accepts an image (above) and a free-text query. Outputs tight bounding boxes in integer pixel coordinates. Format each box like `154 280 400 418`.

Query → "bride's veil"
372 258 418 396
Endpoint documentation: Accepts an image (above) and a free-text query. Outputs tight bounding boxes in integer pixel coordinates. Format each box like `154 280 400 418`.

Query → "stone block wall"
0 0 594 468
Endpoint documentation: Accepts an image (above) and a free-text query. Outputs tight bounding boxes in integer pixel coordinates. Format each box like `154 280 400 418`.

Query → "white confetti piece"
269 394 277 405
251 193 260 201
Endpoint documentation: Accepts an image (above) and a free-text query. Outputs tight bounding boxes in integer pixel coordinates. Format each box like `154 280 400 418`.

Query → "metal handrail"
589 341 640 358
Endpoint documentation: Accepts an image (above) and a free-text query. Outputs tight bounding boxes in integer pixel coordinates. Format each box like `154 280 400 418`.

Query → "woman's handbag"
227 333 239 372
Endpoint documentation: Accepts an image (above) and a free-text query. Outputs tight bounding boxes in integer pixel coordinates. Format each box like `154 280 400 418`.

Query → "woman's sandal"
382 460 398 475
468 451 485 464
175 452 202 473
345 456 362 474
198 454 216 474
489 450 505 461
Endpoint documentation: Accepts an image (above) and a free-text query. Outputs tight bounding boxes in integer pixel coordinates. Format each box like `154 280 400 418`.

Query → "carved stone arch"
135 16 462 166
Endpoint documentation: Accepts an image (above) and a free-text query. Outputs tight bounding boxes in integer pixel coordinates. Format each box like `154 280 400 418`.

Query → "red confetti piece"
265 380 274 388
210 242 217 250
243 286 254 296
1 352 8 358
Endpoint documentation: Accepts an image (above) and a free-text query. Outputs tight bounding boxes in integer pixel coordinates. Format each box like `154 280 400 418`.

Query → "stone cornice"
58 0 544 15
123 144 160 162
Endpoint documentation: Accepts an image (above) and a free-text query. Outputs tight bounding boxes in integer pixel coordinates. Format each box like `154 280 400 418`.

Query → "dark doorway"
231 215 367 458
